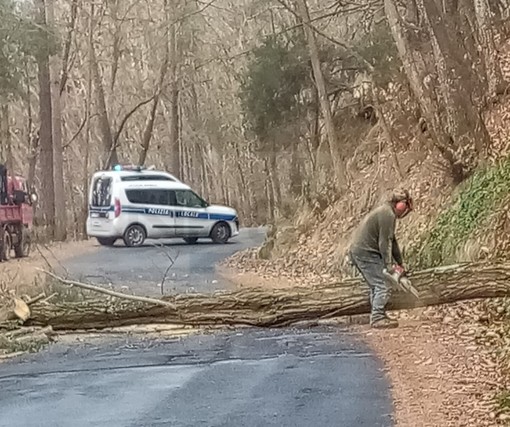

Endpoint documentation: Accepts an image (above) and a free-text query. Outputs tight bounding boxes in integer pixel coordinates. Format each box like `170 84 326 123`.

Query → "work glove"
393 264 405 276
385 264 405 276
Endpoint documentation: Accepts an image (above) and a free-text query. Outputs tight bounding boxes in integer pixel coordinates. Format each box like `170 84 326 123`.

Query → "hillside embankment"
222 37 510 427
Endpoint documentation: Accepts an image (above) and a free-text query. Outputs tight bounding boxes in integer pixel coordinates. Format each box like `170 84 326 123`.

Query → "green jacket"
349 202 403 269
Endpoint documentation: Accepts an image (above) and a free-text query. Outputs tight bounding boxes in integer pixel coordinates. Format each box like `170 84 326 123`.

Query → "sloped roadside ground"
361 302 510 427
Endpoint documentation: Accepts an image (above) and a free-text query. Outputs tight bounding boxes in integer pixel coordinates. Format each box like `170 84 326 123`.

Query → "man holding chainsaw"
348 189 414 329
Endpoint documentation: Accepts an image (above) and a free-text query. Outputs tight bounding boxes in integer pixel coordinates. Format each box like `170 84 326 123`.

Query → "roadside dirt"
0 239 97 295
358 309 509 427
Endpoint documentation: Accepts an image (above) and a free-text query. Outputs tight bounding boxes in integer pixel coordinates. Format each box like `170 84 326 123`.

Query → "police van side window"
91 177 112 207
173 190 207 208
125 189 170 205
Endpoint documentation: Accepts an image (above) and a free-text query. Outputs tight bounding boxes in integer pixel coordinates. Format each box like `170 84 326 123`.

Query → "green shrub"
410 159 510 267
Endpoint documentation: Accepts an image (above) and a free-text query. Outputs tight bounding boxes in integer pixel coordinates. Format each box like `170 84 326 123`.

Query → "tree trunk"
420 0 491 169
0 105 13 172
59 0 78 95
168 82 180 179
167 1 180 179
35 0 55 236
295 0 343 187
234 142 251 219
384 0 490 182
24 58 38 192
91 45 117 169
198 145 208 197
269 143 281 206
310 83 320 170
138 25 170 166
371 84 405 180
24 262 510 330
457 0 488 104
290 139 302 196
109 0 121 94
138 98 159 166
82 1 94 238
47 0 66 241
264 157 276 220
473 0 506 98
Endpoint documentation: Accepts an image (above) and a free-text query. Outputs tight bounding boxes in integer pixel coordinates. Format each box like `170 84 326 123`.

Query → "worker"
348 188 413 329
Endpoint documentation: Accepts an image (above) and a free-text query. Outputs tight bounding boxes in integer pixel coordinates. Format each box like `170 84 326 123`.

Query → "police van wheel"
183 237 198 244
123 225 146 247
96 237 117 247
210 222 230 244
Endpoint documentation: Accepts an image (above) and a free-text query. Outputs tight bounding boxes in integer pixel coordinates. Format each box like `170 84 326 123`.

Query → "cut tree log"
21 262 510 330
0 297 31 323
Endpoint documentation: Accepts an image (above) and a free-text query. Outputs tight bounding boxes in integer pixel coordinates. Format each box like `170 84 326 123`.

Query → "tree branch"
40 269 177 309
276 0 375 73
112 95 156 149
63 113 98 149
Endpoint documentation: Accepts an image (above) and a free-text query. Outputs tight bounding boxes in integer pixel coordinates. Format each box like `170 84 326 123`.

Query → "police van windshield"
91 176 112 207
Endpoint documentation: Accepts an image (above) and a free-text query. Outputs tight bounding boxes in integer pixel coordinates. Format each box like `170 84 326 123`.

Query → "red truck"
0 164 34 261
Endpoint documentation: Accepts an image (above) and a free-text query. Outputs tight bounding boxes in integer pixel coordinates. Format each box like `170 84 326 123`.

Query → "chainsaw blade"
398 277 421 299
383 269 421 299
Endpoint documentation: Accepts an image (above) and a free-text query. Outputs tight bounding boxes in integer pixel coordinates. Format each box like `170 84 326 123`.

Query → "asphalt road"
0 326 393 427
0 226 394 426
62 227 267 296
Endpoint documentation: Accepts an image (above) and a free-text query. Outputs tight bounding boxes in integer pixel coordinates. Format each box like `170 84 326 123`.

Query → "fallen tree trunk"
24 262 510 330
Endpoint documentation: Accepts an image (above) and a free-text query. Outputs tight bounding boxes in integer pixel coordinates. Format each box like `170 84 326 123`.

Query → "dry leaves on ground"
359 303 510 427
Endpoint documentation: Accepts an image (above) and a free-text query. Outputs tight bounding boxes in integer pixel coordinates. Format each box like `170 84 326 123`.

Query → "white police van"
86 165 239 247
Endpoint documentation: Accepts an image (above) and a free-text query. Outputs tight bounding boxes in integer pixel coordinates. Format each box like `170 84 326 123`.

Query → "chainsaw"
383 265 421 299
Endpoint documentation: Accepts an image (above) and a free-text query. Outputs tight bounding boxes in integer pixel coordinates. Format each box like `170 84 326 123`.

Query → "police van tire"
183 237 198 244
210 222 230 244
123 224 146 247
96 237 117 247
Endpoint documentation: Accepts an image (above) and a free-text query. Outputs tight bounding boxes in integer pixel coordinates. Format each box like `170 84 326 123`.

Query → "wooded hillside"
1 0 508 248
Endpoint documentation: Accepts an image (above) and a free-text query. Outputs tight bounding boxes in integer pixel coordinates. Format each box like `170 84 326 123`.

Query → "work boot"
371 317 399 329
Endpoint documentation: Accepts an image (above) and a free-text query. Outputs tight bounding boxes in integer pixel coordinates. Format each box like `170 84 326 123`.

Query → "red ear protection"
395 198 413 218
395 201 407 212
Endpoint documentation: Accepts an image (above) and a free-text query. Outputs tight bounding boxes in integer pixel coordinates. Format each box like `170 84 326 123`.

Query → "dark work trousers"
349 249 390 324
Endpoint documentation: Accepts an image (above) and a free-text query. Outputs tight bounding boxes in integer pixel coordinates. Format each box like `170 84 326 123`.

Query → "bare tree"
295 0 343 187
137 0 171 166
0 105 13 172
35 0 55 235
47 0 66 241
168 1 180 179
384 0 491 182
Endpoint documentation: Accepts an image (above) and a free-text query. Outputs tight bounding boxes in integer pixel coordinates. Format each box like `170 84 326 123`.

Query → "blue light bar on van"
112 164 145 172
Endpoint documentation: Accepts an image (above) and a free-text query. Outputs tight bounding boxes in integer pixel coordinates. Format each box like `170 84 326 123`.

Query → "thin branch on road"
150 243 180 295
35 244 71 279
39 270 177 309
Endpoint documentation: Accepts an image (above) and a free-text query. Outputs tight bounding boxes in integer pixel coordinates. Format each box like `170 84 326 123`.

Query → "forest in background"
0 0 508 246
